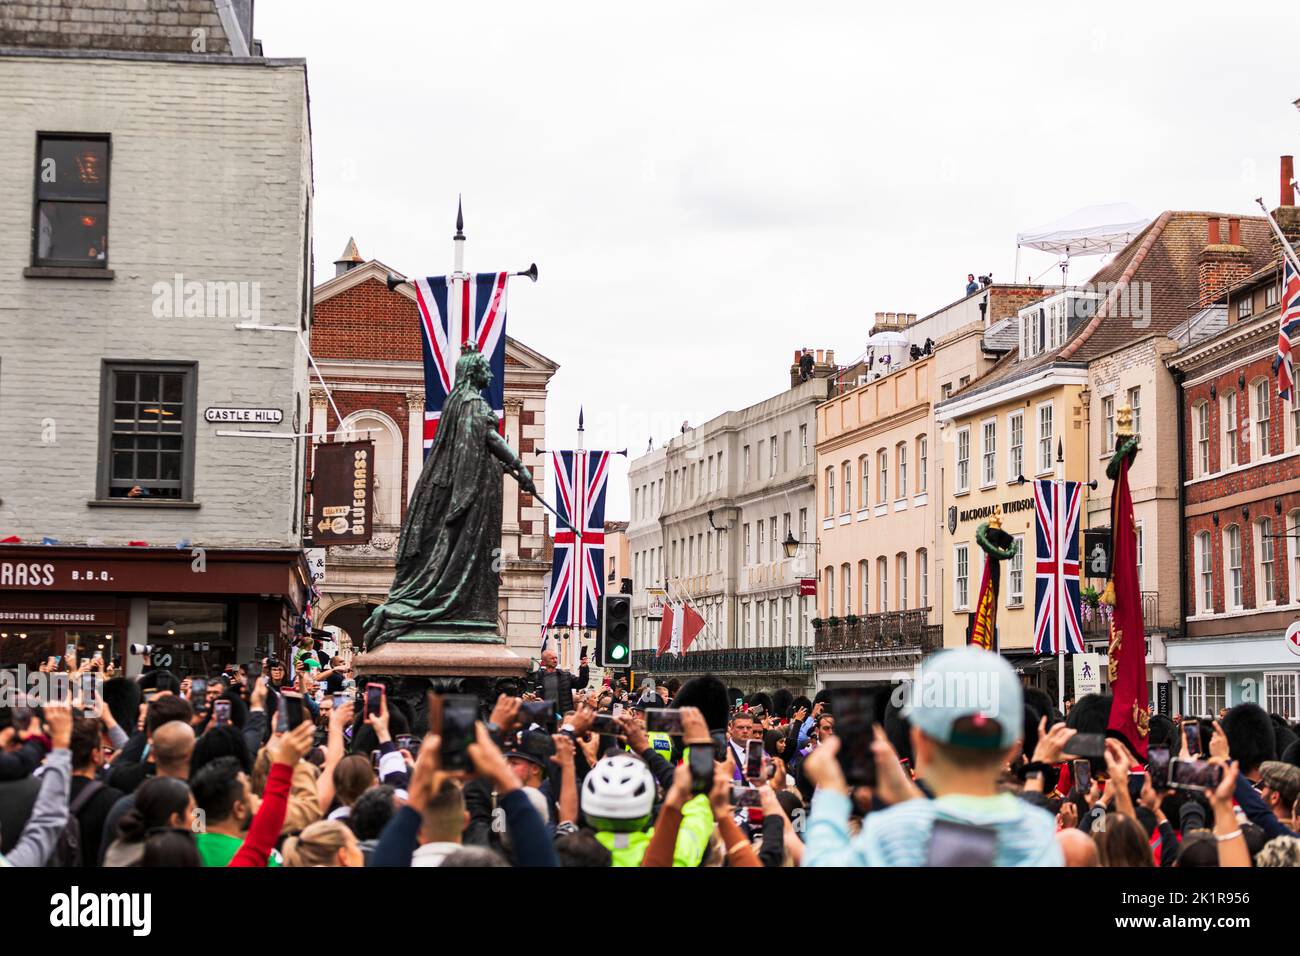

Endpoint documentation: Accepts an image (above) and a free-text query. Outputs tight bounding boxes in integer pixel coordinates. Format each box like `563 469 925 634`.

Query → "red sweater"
228 762 293 868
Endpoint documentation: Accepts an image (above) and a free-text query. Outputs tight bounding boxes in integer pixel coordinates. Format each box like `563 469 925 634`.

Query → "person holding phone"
530 649 590 718
790 712 836 803
0 705 50 782
581 706 714 868
0 703 74 867
371 725 559 868
228 717 316 867
801 647 1063 867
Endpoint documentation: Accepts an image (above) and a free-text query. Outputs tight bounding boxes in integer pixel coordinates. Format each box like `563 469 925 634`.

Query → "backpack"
50 780 104 867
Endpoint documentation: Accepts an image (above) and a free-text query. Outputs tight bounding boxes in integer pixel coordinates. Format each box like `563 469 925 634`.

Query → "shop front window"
63 631 119 665
147 600 234 673
0 627 122 670
0 627 57 669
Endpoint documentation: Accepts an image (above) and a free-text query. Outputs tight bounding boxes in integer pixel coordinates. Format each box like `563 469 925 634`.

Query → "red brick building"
306 241 558 658
1165 174 1300 721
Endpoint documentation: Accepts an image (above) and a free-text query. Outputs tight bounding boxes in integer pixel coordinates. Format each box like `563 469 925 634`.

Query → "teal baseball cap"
903 646 1023 750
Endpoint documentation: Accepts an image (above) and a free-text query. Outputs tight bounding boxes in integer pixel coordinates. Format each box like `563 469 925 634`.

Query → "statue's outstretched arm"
486 429 536 495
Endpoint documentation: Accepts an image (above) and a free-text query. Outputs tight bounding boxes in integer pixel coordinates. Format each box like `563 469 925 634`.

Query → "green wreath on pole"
1106 435 1140 481
976 520 1018 560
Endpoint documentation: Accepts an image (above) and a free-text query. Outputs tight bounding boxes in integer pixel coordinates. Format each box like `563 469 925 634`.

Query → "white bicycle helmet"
581 754 657 831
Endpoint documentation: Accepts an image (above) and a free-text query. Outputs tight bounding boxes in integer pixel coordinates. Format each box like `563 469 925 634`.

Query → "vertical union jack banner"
1033 478 1084 655
543 450 611 632
1276 258 1300 401
411 272 509 455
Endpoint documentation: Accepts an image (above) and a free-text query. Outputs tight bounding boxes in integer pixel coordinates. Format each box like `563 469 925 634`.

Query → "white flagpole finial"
453 197 466 275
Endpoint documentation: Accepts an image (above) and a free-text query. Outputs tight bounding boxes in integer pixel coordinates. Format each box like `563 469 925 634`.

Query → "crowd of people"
1 637 1297 869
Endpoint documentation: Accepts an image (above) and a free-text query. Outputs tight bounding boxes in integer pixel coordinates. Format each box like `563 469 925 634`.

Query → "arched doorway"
320 599 380 655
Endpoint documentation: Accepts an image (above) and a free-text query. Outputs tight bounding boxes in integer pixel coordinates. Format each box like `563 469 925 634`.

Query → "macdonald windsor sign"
958 497 1034 524
311 440 374 546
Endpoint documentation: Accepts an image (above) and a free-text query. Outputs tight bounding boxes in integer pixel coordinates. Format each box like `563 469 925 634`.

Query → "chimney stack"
1197 214 1251 307
1272 156 1300 265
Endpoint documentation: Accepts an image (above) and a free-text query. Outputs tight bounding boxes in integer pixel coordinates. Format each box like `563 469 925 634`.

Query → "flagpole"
1055 438 1066 715
662 576 720 652
573 408 585 672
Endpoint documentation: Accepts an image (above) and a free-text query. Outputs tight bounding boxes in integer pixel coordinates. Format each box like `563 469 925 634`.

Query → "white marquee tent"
1016 203 1150 283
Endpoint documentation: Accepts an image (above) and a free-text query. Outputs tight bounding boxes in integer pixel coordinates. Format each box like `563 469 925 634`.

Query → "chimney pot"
793 349 802 365
827 349 835 365
1283 156 1295 207
1228 217 1241 246
815 349 824 364
1207 217 1221 245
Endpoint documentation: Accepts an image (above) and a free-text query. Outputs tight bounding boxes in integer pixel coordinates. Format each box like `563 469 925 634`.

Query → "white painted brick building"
0 3 315 673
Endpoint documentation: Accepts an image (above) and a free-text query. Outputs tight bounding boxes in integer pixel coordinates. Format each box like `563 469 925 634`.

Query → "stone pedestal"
353 638 530 679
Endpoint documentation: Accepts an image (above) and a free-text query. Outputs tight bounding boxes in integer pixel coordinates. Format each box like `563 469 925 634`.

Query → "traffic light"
598 593 631 668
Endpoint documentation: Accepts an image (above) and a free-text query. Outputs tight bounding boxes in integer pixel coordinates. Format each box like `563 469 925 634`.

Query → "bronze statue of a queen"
364 343 535 649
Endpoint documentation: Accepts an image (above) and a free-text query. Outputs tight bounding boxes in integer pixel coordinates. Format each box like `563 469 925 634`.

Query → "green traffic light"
611 644 627 661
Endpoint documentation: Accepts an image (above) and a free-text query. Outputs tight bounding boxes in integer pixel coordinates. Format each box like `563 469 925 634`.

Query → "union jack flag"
411 272 510 454
543 450 611 633
1033 478 1084 655
1276 259 1300 402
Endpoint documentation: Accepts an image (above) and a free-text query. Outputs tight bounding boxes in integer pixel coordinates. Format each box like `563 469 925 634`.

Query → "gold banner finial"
1116 404 1134 438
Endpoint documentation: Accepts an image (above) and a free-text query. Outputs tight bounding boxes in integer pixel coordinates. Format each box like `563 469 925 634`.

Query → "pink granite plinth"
352 640 530 679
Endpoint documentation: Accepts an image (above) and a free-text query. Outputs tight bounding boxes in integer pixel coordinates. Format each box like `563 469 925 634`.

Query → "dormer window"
1018 290 1104 360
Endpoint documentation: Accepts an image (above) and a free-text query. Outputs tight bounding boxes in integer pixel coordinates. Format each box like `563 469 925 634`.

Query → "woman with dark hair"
762 728 786 758
141 829 200 867
1093 813 1155 867
1174 831 1220 867
103 776 195 867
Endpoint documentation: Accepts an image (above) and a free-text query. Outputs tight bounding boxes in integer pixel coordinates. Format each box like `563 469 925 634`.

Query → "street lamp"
783 532 817 559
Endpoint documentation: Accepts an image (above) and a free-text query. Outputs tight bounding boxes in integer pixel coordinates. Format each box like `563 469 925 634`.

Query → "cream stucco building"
811 288 1045 689
626 352 840 693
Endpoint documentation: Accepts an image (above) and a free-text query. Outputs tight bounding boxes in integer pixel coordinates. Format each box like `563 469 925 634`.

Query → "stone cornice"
1166 307 1278 373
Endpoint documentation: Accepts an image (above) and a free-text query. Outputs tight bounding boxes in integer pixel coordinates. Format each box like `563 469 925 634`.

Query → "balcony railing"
629 646 811 675
1081 592 1160 640
809 609 942 663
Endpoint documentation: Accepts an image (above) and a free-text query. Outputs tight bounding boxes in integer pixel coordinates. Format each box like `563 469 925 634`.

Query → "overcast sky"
258 0 1300 519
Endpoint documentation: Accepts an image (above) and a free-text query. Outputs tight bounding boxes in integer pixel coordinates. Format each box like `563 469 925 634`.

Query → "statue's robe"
364 384 504 649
